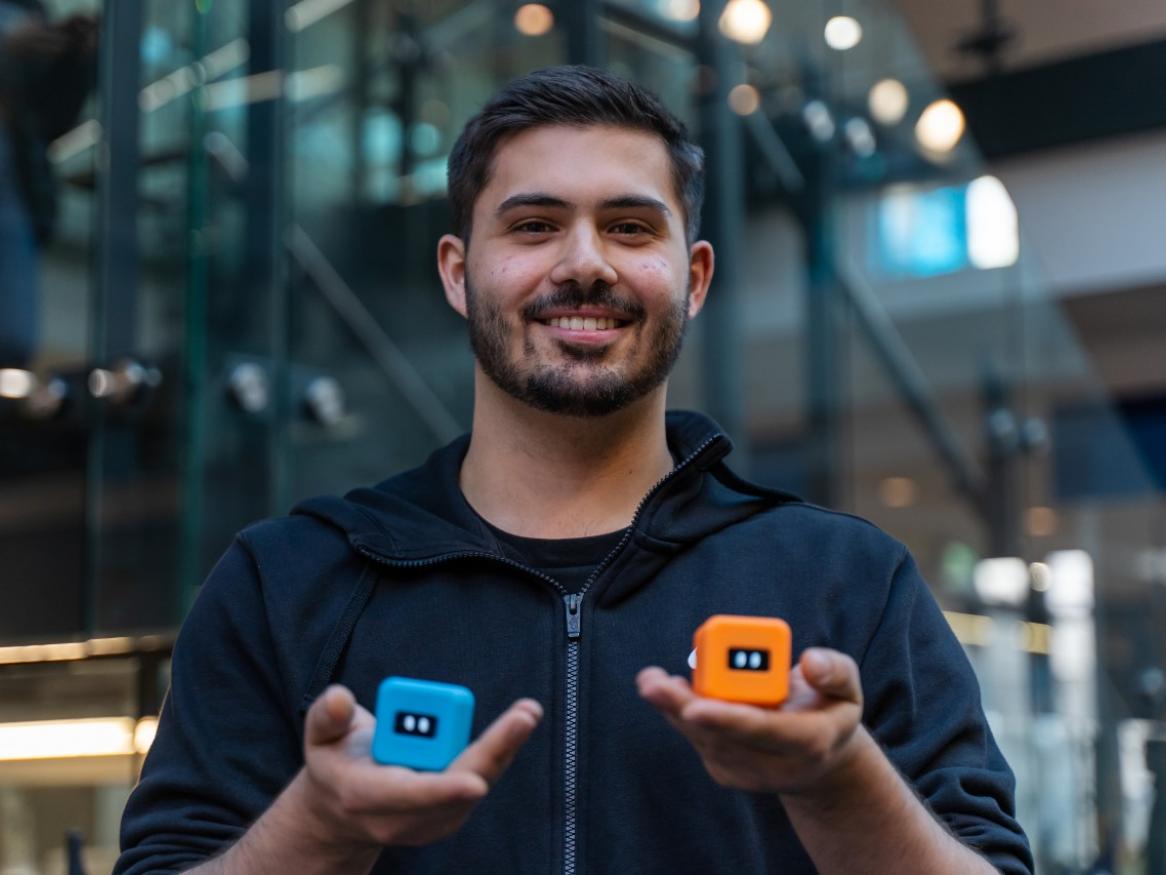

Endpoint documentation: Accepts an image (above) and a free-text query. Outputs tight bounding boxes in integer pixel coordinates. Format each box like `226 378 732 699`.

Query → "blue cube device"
371 676 475 771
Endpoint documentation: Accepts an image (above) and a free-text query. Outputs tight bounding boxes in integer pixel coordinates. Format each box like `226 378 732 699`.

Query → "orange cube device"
692 615 791 707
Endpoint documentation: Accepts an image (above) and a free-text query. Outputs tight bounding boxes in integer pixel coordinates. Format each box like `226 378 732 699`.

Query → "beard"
464 276 690 418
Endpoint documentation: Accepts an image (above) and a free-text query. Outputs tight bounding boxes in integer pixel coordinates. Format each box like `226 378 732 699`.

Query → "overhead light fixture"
915 98 965 156
659 0 700 22
877 476 917 508
967 175 1019 269
824 15 862 50
719 0 772 45
1045 549 1094 617
844 117 877 157
0 369 35 400
1029 562 1052 592
514 3 554 37
802 99 835 143
973 557 1029 607
868 78 908 126
727 83 761 115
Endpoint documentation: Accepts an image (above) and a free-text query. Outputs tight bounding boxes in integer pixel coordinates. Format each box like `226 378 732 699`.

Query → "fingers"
799 648 862 705
447 698 543 789
680 697 834 754
635 667 698 718
305 685 358 747
343 763 490 813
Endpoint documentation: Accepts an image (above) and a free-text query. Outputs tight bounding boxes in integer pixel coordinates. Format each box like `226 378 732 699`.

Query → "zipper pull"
564 593 582 640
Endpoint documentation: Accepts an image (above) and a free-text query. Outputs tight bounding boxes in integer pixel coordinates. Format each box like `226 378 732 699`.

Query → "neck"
460 368 674 538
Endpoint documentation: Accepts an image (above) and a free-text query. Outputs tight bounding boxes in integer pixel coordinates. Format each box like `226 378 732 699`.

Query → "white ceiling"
893 0 1166 79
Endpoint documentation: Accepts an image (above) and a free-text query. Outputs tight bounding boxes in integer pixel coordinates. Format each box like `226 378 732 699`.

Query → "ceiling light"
878 476 917 508
0 369 35 400
967 175 1019 269
802 99 835 142
1029 562 1052 592
868 78 908 125
727 83 761 115
1045 550 1094 617
844 117 877 157
719 0 772 45
824 16 862 50
514 4 554 37
915 98 965 156
973 557 1029 607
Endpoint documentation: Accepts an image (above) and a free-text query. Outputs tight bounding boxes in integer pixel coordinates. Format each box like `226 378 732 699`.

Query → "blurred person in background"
0 0 96 368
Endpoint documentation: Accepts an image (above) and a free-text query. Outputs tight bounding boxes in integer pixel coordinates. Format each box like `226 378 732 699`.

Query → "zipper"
354 434 723 875
558 434 718 875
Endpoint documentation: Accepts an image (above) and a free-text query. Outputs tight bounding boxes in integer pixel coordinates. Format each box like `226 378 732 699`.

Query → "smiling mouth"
536 316 631 331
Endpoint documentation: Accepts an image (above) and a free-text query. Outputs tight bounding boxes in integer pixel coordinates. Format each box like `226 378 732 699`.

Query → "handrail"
837 265 989 519
287 225 464 444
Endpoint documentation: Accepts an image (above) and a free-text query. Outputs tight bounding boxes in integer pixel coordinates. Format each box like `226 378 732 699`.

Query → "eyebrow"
495 192 673 218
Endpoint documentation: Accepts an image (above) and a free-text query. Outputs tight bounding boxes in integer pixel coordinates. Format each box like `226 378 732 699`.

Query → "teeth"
545 316 621 330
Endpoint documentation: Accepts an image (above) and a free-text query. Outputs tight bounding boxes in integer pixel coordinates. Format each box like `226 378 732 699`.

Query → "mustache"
521 283 646 322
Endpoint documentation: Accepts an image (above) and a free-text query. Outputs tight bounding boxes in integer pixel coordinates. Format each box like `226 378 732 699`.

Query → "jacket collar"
293 410 796 567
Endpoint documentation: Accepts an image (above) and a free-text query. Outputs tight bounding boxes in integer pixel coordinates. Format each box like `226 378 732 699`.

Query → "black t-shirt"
484 520 628 595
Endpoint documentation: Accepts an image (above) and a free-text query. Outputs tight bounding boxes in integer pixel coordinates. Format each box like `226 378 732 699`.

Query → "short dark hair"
447 65 705 245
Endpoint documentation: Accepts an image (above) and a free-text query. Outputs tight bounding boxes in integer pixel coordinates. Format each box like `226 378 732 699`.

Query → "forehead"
479 124 678 216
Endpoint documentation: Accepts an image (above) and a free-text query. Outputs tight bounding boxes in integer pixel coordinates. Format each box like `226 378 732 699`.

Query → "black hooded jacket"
116 411 1033 874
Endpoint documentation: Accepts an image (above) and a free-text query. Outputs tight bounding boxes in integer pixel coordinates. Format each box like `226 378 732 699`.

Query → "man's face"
448 124 707 418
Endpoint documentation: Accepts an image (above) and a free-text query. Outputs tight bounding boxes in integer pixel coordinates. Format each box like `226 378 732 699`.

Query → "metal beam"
696 0 748 466
837 267 988 517
563 0 603 66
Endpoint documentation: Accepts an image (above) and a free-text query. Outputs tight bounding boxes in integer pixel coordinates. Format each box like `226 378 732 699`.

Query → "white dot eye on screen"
394 710 439 738
727 648 770 672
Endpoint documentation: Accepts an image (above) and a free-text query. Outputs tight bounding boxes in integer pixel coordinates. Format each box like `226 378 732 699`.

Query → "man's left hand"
636 648 866 796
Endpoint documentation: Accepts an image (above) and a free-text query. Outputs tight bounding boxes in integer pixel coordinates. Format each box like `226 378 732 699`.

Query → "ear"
437 234 469 318
685 240 715 319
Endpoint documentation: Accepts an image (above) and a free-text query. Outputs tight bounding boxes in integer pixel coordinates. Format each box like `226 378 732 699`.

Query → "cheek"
628 255 681 297
487 256 546 295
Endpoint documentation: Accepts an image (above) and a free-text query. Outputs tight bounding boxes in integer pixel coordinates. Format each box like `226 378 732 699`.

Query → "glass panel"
276 0 569 502
0 0 102 640
87 0 194 634
0 657 143 872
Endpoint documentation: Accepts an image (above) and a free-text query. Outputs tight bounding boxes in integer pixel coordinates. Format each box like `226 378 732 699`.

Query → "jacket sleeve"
114 537 303 874
858 548 1034 875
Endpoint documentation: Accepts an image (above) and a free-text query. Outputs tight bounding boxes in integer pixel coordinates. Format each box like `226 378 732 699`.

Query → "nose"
548 224 619 290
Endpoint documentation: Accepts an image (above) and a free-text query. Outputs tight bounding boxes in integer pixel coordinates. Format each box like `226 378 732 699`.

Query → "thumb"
304 684 357 747
800 648 862 705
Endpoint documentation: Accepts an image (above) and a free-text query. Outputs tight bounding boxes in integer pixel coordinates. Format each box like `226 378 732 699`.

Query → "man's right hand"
293 685 543 853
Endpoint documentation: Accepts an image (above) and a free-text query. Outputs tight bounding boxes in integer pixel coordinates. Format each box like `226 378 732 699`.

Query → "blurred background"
1 0 1164 872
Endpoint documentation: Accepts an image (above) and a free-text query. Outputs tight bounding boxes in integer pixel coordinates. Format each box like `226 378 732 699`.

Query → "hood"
292 410 800 575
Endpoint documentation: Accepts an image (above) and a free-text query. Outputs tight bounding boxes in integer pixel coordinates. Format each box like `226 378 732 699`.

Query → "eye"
513 220 555 234
610 221 649 236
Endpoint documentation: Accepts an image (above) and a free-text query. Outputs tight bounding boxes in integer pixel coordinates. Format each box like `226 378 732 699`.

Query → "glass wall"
1 0 1163 871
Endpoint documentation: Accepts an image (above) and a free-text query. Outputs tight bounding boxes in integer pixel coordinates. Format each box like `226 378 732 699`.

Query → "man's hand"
294 685 543 851
190 686 544 875
638 649 999 874
636 647 863 795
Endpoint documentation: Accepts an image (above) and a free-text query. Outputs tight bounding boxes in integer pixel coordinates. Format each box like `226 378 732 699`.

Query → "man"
116 66 1032 874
